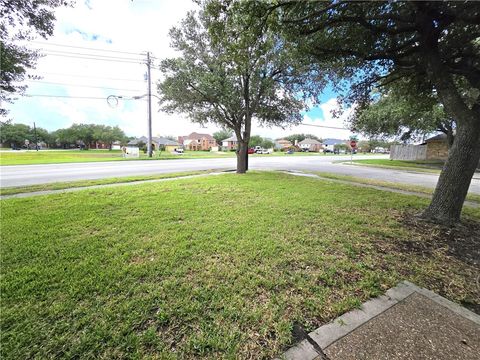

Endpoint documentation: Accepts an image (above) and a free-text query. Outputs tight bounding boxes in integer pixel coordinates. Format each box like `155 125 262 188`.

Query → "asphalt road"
1 154 480 194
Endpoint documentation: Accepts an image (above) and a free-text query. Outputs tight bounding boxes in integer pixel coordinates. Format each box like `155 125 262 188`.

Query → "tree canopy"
0 122 127 149
278 0 480 223
351 85 454 146
158 0 323 172
283 133 322 144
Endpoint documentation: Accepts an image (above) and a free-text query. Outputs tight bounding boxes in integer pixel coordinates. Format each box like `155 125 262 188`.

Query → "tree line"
0 122 128 149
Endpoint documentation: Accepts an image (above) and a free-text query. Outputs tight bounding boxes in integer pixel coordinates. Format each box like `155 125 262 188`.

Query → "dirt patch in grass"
399 214 480 267
381 212 480 314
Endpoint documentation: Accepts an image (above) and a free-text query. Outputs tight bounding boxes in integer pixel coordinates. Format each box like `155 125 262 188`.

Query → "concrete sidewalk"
278 281 480 360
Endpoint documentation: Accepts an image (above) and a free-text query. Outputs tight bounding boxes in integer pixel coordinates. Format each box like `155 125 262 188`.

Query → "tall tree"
283 133 322 144
352 92 455 146
0 121 31 147
0 1 71 116
158 0 322 173
279 1 480 223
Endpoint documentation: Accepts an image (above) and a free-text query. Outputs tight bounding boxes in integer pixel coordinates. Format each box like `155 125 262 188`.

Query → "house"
127 136 181 152
127 136 149 147
178 132 217 151
298 138 323 152
156 137 181 152
222 135 238 150
323 138 345 152
275 139 293 150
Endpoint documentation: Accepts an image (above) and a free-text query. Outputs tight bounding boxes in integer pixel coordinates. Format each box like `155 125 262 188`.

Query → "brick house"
178 132 217 151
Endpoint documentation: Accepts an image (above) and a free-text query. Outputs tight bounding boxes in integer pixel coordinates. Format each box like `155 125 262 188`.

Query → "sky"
5 0 357 141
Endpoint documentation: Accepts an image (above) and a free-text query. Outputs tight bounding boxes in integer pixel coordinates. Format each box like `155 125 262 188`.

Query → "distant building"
323 138 345 152
178 132 217 151
298 138 323 152
128 136 180 152
112 141 122 150
221 134 238 150
275 139 293 149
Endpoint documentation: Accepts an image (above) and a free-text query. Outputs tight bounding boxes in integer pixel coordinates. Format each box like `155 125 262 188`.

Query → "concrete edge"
0 171 229 200
276 280 480 360
273 339 319 360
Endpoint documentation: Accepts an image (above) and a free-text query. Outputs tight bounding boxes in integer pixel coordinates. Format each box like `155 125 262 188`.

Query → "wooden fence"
390 144 427 160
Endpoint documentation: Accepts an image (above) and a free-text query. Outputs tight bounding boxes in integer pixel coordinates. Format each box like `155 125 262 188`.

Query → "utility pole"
146 51 153 158
33 122 39 151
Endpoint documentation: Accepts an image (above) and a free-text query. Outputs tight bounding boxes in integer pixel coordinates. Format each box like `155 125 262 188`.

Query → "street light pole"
146 51 153 158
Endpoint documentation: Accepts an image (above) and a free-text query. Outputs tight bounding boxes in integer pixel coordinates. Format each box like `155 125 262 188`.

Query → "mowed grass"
0 149 126 165
0 149 235 165
350 159 445 172
0 170 219 196
1 172 478 359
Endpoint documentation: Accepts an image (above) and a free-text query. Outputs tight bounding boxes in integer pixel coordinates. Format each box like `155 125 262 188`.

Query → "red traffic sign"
349 140 357 148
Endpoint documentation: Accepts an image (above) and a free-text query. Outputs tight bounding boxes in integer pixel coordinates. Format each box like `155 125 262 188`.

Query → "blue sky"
6 0 355 140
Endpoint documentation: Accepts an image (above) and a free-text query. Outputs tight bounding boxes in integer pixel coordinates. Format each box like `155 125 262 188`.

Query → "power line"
41 49 144 62
41 52 144 64
31 40 143 56
24 94 137 100
300 123 349 130
26 80 143 92
25 94 110 100
37 72 145 82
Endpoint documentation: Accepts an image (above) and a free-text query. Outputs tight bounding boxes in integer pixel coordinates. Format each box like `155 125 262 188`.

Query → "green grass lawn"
0 149 331 166
1 172 478 359
349 159 445 172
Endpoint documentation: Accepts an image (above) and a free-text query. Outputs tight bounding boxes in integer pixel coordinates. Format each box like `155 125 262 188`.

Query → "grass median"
313 172 480 204
0 170 219 196
1 171 478 359
347 159 444 173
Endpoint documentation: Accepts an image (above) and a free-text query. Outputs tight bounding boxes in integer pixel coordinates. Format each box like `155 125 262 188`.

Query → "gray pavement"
2 154 480 193
278 281 480 360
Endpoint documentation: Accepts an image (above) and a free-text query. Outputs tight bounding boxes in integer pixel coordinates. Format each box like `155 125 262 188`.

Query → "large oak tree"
279 1 480 223
158 0 323 173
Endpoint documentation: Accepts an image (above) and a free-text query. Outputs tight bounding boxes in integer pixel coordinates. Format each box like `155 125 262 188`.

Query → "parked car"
286 149 294 154
173 148 184 154
323 149 333 153
248 148 255 154
261 149 271 154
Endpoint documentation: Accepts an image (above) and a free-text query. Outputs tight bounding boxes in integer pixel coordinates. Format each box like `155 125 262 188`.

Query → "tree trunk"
236 141 248 173
422 122 480 223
